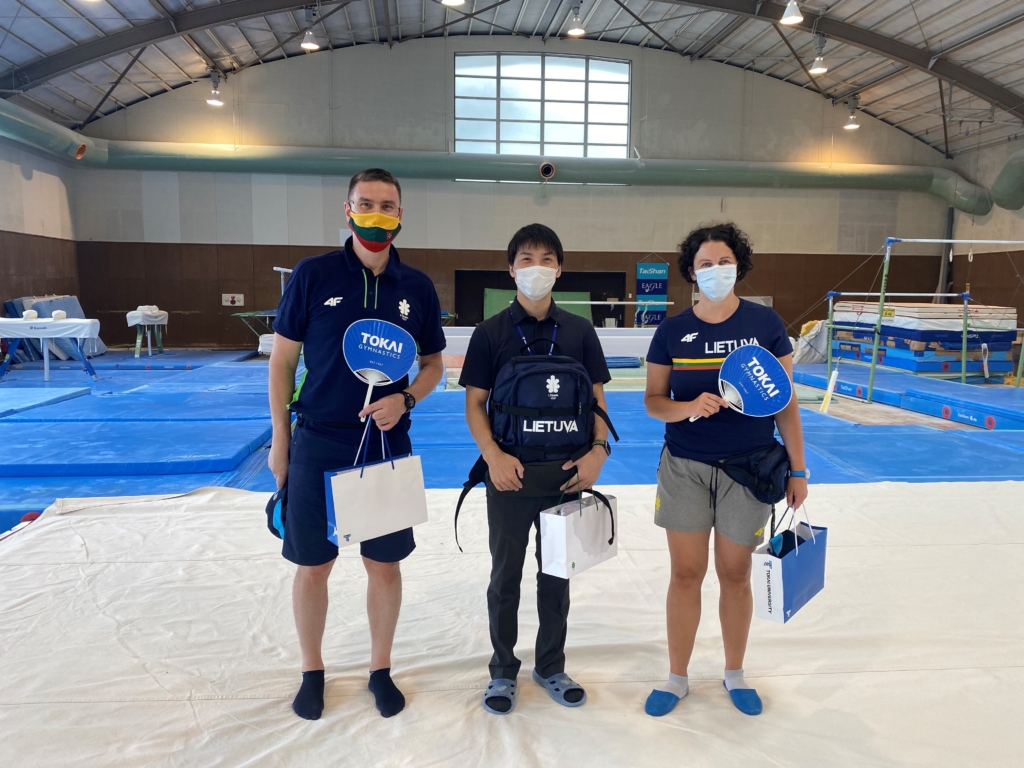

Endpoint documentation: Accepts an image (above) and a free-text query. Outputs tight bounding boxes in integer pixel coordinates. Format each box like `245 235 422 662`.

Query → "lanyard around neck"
511 307 558 356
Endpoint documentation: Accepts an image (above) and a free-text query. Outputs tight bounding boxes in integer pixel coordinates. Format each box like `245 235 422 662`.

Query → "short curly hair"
677 222 754 284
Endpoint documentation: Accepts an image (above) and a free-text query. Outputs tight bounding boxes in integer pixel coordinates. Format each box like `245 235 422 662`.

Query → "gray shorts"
655 446 772 547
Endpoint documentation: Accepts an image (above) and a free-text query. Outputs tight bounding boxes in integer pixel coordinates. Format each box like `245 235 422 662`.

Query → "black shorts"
282 419 416 567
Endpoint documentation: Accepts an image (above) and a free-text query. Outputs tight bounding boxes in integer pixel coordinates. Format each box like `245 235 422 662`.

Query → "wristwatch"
788 468 810 480
402 391 417 413
592 439 611 457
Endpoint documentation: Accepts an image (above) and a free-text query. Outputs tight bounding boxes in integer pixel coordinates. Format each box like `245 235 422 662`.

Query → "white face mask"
514 265 558 301
695 264 737 302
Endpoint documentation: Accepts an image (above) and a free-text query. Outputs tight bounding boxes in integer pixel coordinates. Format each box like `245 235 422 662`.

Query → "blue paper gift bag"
752 519 827 624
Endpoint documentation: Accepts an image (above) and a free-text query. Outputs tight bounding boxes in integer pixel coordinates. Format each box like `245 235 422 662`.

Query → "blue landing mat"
956 430 1024 455
0 473 227 512
0 420 272 477
0 387 90 418
801 425 1024 482
8 349 258 371
0 369 185 394
416 442 869 488
135 363 274 393
6 391 272 422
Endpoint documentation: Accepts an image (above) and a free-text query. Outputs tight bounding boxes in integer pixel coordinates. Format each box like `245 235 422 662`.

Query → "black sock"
368 668 406 718
293 670 325 720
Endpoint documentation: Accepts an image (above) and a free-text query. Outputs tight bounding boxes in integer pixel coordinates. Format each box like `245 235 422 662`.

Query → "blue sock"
292 670 325 720
368 668 406 718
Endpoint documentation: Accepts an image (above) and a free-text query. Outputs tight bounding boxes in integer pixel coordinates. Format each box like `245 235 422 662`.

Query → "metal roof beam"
2 0 317 95
692 14 745 58
665 0 1024 121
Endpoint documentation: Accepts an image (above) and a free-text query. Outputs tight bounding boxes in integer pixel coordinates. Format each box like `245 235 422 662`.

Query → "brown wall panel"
951 251 1024 323
0 229 80 313
7 236 938 347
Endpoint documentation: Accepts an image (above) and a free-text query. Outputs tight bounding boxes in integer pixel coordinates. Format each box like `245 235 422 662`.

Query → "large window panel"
589 82 629 103
456 55 496 76
588 103 628 124
456 77 496 98
502 100 541 120
456 98 496 119
456 120 496 141
545 123 584 143
501 79 542 100
545 102 585 122
456 141 496 154
501 55 541 78
454 53 630 159
502 122 542 142
588 124 628 144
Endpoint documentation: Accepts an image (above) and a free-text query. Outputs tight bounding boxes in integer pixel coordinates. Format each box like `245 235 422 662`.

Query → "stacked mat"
832 302 1018 374
834 301 1017 343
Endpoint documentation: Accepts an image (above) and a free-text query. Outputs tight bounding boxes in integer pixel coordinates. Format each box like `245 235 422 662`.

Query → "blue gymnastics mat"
135 363 277 394
6 391 272 422
956 430 1024 455
0 473 227 512
795 363 1024 428
0 420 271 476
9 349 258 371
0 369 186 395
801 425 1024 482
0 387 90 418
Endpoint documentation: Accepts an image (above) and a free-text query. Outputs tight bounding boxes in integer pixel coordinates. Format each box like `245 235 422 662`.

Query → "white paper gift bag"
325 451 429 548
540 492 618 579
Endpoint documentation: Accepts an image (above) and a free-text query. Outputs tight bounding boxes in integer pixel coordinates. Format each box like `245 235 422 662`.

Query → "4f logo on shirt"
324 297 343 307
398 299 410 320
681 332 699 343
546 375 560 400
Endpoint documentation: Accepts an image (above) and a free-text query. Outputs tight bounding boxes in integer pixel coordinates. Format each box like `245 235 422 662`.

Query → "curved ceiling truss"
0 0 1021 157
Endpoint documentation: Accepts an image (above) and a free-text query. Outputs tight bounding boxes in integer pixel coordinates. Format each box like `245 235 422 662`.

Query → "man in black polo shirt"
460 223 611 715
269 168 445 721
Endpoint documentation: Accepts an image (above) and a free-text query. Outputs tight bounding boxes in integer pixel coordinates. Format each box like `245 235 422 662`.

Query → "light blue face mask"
695 264 737 302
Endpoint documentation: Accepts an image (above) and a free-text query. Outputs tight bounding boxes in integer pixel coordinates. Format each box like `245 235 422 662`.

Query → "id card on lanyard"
512 307 558 356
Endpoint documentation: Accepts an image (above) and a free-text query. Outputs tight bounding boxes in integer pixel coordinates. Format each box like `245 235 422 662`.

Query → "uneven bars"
886 238 1024 245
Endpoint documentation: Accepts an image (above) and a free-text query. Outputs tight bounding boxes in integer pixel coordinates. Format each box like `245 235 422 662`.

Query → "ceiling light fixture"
844 96 860 130
780 0 803 25
441 0 466 6
808 34 827 74
207 70 223 107
300 8 320 50
567 6 585 37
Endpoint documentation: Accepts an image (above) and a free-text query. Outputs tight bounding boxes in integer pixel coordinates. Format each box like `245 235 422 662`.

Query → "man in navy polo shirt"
269 168 445 721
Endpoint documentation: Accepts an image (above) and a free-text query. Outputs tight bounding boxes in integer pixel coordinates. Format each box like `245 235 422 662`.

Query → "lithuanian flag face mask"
348 211 402 253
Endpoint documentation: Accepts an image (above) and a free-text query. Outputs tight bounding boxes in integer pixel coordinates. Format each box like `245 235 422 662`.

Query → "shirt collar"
343 236 402 280
509 297 561 324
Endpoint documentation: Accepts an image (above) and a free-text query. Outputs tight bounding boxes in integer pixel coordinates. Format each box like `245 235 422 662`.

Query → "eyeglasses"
348 199 400 216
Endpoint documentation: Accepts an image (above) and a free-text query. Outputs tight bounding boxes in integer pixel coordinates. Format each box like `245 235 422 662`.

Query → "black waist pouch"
710 442 790 505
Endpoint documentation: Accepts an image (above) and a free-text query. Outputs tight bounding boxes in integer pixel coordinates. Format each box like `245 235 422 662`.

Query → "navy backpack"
454 333 618 549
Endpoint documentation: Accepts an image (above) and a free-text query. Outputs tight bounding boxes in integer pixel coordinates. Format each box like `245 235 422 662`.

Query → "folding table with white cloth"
0 316 100 381
125 306 168 358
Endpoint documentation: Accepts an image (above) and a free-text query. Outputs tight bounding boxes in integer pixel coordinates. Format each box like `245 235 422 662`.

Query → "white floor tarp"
1 483 1022 767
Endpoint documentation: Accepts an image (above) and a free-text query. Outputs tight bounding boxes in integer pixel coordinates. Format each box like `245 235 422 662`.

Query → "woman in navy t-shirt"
642 222 808 718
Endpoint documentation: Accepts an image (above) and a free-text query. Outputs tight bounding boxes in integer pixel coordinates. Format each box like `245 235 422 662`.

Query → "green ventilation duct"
0 98 1013 216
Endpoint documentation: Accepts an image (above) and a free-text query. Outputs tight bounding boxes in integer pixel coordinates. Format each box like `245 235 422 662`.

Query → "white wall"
0 137 75 240
952 137 1024 254
73 37 953 254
